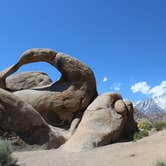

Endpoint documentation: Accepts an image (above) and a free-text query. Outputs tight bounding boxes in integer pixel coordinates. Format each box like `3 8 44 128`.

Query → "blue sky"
0 0 166 101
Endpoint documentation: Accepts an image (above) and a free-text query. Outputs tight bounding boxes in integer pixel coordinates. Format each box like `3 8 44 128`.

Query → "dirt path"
14 130 166 166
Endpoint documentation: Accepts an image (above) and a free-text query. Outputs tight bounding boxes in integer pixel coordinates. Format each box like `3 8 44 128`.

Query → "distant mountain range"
134 94 166 122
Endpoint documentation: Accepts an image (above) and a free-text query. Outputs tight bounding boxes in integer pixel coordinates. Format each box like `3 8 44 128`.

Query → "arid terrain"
14 130 166 166
0 49 165 166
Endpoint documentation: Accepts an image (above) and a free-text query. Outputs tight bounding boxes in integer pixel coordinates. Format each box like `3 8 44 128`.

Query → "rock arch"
0 49 138 151
0 48 98 127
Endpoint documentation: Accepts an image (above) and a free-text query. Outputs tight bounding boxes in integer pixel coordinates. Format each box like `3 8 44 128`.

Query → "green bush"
134 120 166 141
133 130 149 141
0 138 18 166
154 121 166 131
138 120 153 131
156 161 166 166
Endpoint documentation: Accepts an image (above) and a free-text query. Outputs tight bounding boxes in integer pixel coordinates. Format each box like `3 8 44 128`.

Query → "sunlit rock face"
0 88 51 145
6 71 52 91
62 93 138 152
0 48 137 150
0 48 97 127
0 49 97 147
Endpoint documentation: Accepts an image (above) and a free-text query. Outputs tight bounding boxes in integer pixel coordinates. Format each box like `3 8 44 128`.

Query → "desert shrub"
134 120 152 141
133 129 149 141
155 161 166 166
154 121 166 131
0 138 18 166
138 120 153 131
134 120 166 141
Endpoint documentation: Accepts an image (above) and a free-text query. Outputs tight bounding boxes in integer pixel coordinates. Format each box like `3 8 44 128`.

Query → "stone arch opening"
15 61 61 82
0 49 62 90
5 62 62 92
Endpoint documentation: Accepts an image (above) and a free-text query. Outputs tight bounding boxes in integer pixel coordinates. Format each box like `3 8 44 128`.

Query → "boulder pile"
0 49 137 152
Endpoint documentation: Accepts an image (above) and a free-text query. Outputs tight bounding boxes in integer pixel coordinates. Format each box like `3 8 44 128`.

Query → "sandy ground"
14 130 166 166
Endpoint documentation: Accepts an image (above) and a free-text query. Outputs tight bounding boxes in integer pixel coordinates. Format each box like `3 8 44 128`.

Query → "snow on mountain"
134 94 166 115
153 94 166 110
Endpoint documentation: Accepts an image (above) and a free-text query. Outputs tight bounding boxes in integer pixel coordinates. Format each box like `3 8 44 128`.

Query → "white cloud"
131 81 166 97
149 81 166 97
110 83 121 91
103 77 108 82
131 81 150 94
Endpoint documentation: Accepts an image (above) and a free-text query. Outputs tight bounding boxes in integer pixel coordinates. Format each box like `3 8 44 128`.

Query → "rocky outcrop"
6 72 52 91
62 93 137 152
0 88 50 145
0 49 97 127
0 88 81 148
0 48 137 150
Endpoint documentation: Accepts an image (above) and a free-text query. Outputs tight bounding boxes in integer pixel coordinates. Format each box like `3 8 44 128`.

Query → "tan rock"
0 88 50 145
0 49 97 127
6 72 52 91
62 93 130 152
0 48 137 150
114 99 127 115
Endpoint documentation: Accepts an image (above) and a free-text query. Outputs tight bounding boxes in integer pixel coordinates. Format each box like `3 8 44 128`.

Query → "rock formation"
62 93 137 152
6 72 52 91
0 88 51 145
0 48 138 151
0 49 97 127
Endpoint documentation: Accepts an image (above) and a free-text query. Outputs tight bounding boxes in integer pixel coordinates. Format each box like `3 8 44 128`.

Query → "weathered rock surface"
0 88 51 145
122 101 138 138
0 48 137 150
62 92 137 152
0 49 97 127
6 72 52 91
0 88 76 148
